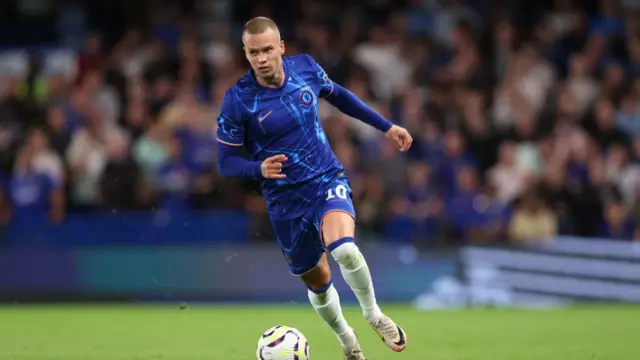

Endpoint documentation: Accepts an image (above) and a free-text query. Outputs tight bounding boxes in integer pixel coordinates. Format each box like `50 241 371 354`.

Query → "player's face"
243 28 285 80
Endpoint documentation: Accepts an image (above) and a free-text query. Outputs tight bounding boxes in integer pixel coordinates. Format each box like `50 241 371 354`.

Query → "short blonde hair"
243 17 279 35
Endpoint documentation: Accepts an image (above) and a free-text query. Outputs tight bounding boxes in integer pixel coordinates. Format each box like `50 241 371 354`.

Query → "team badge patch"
299 89 314 106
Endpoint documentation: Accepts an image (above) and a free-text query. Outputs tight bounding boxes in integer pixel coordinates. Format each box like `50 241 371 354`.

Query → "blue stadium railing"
2 210 251 247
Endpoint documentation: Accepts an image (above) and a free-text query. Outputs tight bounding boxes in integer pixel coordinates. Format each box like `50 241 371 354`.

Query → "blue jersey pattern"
217 54 346 221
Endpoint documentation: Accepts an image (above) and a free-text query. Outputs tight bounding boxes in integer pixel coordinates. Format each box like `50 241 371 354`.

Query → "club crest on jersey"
299 89 314 107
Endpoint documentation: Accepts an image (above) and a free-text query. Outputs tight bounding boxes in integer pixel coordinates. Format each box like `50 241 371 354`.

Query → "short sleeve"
304 54 334 98
216 89 245 147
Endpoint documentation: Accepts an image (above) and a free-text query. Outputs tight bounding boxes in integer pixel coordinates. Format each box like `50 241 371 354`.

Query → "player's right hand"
385 125 413 152
261 154 288 179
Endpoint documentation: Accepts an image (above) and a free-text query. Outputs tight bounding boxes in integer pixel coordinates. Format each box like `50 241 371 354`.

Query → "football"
256 325 310 360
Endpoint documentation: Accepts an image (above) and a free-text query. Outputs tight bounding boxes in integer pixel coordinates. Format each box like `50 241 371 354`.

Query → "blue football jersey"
216 54 346 220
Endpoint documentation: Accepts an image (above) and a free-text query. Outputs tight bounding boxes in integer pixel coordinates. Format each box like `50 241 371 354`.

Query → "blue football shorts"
271 177 356 276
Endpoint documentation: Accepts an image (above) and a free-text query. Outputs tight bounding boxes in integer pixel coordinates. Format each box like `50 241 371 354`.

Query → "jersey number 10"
326 185 348 201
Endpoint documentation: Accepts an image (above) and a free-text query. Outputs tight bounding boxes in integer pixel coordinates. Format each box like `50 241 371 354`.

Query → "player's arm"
216 90 287 180
325 82 394 133
325 82 413 151
304 54 392 132
305 55 412 151
216 90 263 179
217 144 263 179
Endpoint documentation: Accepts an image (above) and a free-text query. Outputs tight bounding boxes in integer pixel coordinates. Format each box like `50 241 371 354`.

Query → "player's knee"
322 211 355 241
301 257 332 292
306 280 333 297
329 241 362 269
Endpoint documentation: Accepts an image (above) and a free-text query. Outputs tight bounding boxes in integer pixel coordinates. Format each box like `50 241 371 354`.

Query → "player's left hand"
385 125 413 152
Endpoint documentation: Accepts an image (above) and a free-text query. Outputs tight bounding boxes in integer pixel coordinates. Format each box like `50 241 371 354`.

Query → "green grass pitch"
1 304 638 359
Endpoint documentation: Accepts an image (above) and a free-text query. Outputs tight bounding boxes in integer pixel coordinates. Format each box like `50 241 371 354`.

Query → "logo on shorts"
299 89 314 106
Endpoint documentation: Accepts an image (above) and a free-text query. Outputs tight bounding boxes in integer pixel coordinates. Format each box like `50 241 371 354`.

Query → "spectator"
589 98 630 150
434 130 478 197
615 82 640 136
23 128 64 185
174 106 216 172
405 162 443 241
46 105 71 154
80 70 121 125
10 138 64 224
66 107 129 210
604 144 640 206
508 190 557 245
353 169 387 236
155 135 193 212
76 33 104 85
574 157 623 236
367 138 408 196
487 141 528 204
133 121 170 184
352 25 412 101
565 53 601 116
14 57 50 108
597 201 635 240
538 160 577 233
445 166 486 241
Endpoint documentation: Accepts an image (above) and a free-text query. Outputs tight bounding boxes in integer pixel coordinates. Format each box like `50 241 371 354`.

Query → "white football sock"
307 284 358 349
330 241 383 323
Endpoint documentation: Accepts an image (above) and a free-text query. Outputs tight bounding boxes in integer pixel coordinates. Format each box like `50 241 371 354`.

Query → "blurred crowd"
1 0 640 245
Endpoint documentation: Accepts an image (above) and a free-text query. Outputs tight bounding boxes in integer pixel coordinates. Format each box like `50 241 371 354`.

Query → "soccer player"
216 17 412 360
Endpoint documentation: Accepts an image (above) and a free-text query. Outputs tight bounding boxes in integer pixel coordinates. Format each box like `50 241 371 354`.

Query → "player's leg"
320 181 407 352
274 215 363 359
299 255 362 355
321 211 382 321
